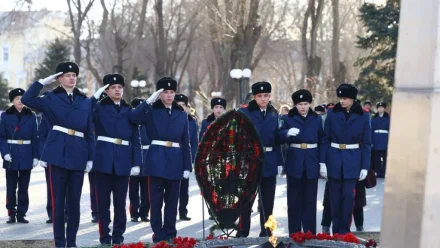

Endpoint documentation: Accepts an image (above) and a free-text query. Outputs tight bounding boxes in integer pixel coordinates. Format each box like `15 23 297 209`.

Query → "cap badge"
168 83 171 86
339 90 342 94
300 95 303 99
114 77 116 81
69 65 72 69
261 86 263 90
218 99 221 102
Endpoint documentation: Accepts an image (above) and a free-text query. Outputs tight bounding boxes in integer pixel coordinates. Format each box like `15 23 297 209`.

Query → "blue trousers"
129 176 150 218
49 164 84 248
328 178 357 234
95 172 129 245
287 175 318 234
88 172 97 218
5 169 31 217
178 178 189 217
45 168 69 220
149 176 180 242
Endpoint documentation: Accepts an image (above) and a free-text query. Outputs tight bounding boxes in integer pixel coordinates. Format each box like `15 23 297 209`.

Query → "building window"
3 45 9 63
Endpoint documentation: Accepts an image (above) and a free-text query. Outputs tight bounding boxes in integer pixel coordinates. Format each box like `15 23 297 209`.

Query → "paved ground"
0 163 384 247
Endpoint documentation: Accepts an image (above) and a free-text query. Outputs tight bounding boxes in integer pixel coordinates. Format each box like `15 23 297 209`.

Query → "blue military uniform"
237 82 283 237
0 89 37 223
21 62 95 248
93 75 142 245
371 103 390 178
129 77 191 242
128 98 151 222
199 113 215 141
320 84 371 235
278 90 324 234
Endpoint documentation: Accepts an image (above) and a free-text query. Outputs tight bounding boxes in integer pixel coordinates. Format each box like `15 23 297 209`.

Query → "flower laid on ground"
111 236 198 248
290 231 361 244
205 234 231 248
112 241 145 248
366 239 378 247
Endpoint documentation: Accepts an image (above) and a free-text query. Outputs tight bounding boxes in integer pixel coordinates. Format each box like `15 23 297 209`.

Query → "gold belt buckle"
165 141 173 147
17 140 23 145
67 129 76 136
300 143 308 149
115 139 122 145
339 144 346 149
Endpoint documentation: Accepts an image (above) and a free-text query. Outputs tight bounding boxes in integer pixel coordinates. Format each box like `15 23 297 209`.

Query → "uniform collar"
52 86 86 98
288 107 317 117
5 106 33 115
99 96 130 107
152 99 184 111
374 112 389 118
207 113 216 122
246 100 277 113
333 101 364 116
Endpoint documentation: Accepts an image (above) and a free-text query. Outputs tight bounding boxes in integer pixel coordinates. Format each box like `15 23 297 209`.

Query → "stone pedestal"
381 1 440 247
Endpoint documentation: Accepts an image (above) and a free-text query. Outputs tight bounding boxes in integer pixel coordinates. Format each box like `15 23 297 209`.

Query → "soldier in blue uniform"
0 88 38 224
199 97 226 141
128 98 151 223
237 81 284 237
278 89 324 234
21 62 95 248
129 77 191 242
371 102 390 178
93 74 141 245
319 83 371 235
174 94 198 221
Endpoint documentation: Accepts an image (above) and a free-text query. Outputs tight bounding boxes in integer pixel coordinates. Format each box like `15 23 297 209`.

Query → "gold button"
115 139 122 145
301 143 307 149
165 141 173 147
67 129 76 135
339 144 346 149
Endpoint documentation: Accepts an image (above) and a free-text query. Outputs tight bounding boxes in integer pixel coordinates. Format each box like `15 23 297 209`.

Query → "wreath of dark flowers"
195 109 264 237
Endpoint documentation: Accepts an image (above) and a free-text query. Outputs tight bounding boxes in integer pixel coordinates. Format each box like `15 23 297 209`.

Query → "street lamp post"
230 68 252 104
130 80 146 98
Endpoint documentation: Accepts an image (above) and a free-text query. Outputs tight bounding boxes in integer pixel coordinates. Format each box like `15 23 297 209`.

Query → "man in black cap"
363 100 375 116
21 61 95 248
174 94 198 221
371 102 390 178
319 83 371 234
314 105 326 128
92 73 142 245
0 88 38 224
237 81 284 237
199 97 227 141
130 77 191 242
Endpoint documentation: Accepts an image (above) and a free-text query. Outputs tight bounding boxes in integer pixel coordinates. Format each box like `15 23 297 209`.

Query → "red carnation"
366 239 378 247
206 234 214 240
305 231 315 240
342 233 360 244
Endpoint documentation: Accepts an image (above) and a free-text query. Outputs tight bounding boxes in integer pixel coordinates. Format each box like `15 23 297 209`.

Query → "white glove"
93 84 109 99
278 166 283 175
359 169 368 181
183 170 190 179
38 160 47 168
130 166 140 176
320 163 327 178
33 158 38 168
39 72 63 85
146 89 164 104
85 161 93 173
287 128 300 137
4 154 12 162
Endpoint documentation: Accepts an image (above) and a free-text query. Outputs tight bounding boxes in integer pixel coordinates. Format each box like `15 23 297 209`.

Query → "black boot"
140 216 150 222
356 226 364 232
322 226 330 234
91 216 98 223
180 215 191 221
46 218 53 224
131 217 139 222
6 216 15 224
17 216 29 223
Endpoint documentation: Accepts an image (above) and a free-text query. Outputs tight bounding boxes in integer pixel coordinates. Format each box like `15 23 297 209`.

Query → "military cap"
175 94 189 106
103 74 125 87
9 88 25 102
131 98 145 108
314 105 325 112
211 97 226 109
376 102 387 108
56 62 79 77
336 83 358 99
291 89 312 105
364 100 372 106
251 81 272 95
156 77 177 91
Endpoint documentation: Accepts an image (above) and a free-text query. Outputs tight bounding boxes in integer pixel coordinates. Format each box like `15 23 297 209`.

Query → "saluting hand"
39 72 63 85
4 154 12 162
93 84 109 99
130 166 140 176
146 89 164 104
